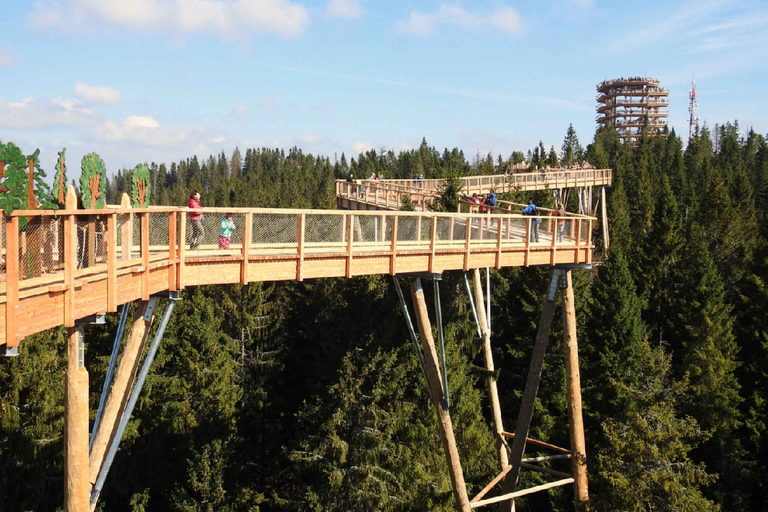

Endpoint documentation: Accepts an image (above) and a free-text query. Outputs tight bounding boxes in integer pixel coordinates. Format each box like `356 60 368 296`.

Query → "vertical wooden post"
463 214 472 271
168 211 177 291
297 213 306 281
389 216 398 274
562 270 589 505
240 212 252 285
5 217 19 347
64 326 89 512
89 301 153 488
106 214 117 312
472 269 507 470
429 217 437 273
140 213 149 301
497 270 560 512
120 194 131 261
346 214 354 278
410 279 472 512
64 187 78 328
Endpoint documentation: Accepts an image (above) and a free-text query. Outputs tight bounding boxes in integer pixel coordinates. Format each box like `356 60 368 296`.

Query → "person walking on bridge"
188 190 204 250
522 200 540 243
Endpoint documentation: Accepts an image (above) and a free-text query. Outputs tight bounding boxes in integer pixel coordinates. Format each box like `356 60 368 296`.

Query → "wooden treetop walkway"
1 168 610 349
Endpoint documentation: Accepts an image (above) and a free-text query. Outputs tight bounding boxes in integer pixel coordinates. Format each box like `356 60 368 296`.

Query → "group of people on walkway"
522 200 566 243
187 190 235 251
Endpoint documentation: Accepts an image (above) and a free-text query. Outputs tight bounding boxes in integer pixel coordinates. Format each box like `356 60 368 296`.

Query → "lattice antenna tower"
688 75 699 142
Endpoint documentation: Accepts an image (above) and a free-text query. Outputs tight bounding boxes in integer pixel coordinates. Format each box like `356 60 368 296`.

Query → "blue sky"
2 0 768 176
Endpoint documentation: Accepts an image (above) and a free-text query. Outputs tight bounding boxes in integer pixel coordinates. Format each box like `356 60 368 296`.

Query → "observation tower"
596 76 669 144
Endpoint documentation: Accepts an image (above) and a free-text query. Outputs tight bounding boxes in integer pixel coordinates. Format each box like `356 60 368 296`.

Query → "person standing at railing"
219 212 235 250
346 173 357 196
483 189 497 212
522 200 540 243
188 190 204 250
555 203 566 242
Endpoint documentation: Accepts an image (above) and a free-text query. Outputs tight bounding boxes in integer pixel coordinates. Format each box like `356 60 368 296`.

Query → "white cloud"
326 0 362 19
94 115 192 145
567 0 595 8
296 134 319 144
0 96 97 130
396 4 523 35
212 136 225 143
0 50 15 67
352 142 374 154
74 82 123 105
231 104 251 118
30 0 310 39
491 7 523 33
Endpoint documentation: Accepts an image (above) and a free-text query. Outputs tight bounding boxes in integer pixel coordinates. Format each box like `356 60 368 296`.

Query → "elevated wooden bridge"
1 168 611 512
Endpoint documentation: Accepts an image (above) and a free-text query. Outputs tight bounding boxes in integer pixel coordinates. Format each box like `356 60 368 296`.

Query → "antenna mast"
688 75 699 142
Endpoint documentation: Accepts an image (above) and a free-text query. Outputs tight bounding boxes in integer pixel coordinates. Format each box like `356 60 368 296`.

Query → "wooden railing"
1 205 595 348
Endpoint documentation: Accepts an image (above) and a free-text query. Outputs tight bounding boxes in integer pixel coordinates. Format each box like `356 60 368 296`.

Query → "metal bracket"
76 313 106 326
398 272 443 281
0 345 19 357
554 263 593 270
143 297 158 321
152 290 181 301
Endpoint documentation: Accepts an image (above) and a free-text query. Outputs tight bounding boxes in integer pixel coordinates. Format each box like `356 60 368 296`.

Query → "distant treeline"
1 121 768 511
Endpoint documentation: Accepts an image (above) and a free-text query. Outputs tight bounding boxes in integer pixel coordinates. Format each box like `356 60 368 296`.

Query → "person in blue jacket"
522 200 540 242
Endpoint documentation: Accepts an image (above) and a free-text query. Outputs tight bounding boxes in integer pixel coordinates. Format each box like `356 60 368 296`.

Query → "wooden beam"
472 478 574 509
389 216 398 274
410 279 471 512
64 186 78 328
168 211 177 291
496 270 560 512
297 214 306 281
140 213 149 301
601 187 610 253
5 216 19 347
429 216 437 273
562 270 589 505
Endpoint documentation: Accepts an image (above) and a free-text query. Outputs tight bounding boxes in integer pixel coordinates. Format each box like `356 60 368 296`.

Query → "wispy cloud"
29 0 310 39
396 4 523 36
326 0 363 19
352 142 374 154
74 82 123 105
230 104 251 119
0 50 15 67
0 96 97 130
94 115 194 146
257 61 591 112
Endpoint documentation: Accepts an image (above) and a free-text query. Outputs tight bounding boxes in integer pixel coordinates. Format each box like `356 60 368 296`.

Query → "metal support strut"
89 297 178 509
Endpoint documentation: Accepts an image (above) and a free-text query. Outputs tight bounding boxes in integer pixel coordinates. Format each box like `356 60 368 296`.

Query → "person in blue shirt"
484 189 497 210
522 200 540 242
218 212 235 249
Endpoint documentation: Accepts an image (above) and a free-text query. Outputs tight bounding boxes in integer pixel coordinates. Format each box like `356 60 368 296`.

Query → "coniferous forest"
2 122 768 511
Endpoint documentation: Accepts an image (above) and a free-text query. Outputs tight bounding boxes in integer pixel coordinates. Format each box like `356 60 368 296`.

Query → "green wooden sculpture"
80 152 107 209
0 141 30 215
27 149 57 211
52 148 68 207
0 142 56 217
131 164 151 207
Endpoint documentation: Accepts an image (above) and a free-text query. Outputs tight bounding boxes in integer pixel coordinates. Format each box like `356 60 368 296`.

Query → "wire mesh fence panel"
305 214 344 244
419 216 432 242
19 217 45 279
354 215 389 244
252 213 297 245
396 215 419 243
148 212 171 256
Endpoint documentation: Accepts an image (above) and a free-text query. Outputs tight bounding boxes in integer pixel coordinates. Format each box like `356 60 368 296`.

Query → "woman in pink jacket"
188 190 204 250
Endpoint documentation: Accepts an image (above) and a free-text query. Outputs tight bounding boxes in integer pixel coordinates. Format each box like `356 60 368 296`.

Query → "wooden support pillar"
472 269 508 470
562 270 589 505
409 279 471 512
65 326 89 512
497 270 560 512
88 301 154 488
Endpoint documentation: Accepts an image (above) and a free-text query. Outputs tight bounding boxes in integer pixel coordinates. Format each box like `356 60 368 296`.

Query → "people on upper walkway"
484 189 497 211
188 190 204 250
522 200 540 243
